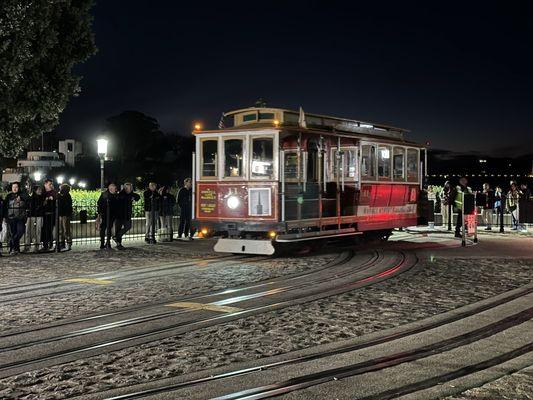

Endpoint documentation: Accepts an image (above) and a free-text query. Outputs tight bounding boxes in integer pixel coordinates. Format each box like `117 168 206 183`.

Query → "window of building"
242 113 257 122
393 147 405 181
361 144 376 180
67 142 73 152
378 145 391 179
406 148 419 182
201 139 218 177
224 139 244 177
251 137 274 179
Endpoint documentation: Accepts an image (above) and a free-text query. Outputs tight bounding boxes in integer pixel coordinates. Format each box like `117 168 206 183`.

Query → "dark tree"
0 1 96 157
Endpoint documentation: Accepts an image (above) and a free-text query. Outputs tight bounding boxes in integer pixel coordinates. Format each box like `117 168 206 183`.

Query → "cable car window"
378 146 391 179
242 113 257 122
258 112 275 120
251 137 274 179
307 148 319 183
332 148 357 179
393 147 405 181
284 152 299 180
406 148 419 182
224 139 244 177
361 144 376 180
201 139 218 177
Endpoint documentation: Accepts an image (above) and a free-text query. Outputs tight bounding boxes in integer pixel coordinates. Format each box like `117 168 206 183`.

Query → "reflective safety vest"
454 185 472 211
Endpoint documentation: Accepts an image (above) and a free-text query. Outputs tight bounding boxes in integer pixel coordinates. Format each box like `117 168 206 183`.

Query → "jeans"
59 216 72 246
159 215 173 241
178 212 192 238
100 216 116 245
25 216 43 249
145 211 159 240
441 203 450 227
114 219 132 243
482 208 493 228
8 218 26 252
42 212 55 249
511 208 519 229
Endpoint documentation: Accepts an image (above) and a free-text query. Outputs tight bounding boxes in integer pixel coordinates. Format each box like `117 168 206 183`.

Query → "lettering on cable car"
200 188 217 214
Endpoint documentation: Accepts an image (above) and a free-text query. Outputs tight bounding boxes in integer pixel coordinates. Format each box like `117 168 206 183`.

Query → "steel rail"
0 250 361 339
0 250 412 376
210 307 533 400
93 285 533 400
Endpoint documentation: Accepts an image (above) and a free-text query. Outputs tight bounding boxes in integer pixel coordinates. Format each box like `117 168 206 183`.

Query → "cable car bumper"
214 238 276 255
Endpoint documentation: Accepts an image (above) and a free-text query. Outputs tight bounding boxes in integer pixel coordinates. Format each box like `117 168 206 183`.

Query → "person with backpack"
97 183 120 249
25 185 45 252
143 182 161 244
114 183 140 249
177 178 193 240
58 184 73 250
159 186 175 241
3 182 29 254
42 179 57 251
452 177 472 238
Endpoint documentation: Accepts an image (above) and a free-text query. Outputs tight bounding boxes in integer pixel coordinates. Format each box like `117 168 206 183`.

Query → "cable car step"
214 239 276 255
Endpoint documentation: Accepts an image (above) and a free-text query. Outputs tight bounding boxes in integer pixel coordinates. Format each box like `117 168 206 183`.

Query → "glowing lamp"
33 171 42 181
69 178 76 186
227 195 240 210
201 228 208 235
96 138 108 156
56 175 65 184
273 120 280 127
194 123 202 131
268 231 277 239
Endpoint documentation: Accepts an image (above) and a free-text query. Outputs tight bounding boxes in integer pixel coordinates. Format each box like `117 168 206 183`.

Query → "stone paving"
446 366 533 400
0 256 531 399
0 249 335 332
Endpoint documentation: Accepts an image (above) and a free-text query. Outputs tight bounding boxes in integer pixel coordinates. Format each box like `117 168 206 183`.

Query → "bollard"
447 201 452 231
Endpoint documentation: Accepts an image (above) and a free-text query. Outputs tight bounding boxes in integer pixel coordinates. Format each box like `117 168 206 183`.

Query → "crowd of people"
0 178 193 255
428 178 531 236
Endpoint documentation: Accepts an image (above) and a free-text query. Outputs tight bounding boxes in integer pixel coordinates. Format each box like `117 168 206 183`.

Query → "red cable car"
192 107 426 255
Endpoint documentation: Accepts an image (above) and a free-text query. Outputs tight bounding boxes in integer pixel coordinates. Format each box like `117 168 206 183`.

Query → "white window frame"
248 134 279 181
392 146 406 182
360 141 378 183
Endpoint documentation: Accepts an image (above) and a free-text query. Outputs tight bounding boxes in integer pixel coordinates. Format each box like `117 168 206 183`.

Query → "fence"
1 199 183 253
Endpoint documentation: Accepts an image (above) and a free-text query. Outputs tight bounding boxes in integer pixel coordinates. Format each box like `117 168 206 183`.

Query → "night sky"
58 1 533 155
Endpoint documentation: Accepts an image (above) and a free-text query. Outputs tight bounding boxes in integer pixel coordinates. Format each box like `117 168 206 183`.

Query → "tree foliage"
0 0 96 157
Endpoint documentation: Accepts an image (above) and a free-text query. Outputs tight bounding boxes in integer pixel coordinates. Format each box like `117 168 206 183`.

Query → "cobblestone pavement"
0 240 217 287
446 366 533 400
0 252 335 331
0 257 530 399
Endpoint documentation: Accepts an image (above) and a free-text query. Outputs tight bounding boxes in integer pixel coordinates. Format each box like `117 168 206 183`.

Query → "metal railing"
1 200 182 253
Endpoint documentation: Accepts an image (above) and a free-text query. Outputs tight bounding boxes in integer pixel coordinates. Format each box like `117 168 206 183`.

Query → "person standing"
25 186 44 252
159 186 175 241
3 182 29 254
114 183 140 249
519 183 530 232
143 182 161 244
0 193 4 256
42 179 57 251
452 177 472 238
177 178 193 240
481 183 495 231
440 181 451 227
58 184 73 250
506 182 521 231
97 183 119 249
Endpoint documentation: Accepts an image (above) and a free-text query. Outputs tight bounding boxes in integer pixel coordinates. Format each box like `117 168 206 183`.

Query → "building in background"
58 139 84 167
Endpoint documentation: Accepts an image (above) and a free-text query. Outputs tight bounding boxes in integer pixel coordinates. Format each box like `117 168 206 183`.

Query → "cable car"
192 106 427 255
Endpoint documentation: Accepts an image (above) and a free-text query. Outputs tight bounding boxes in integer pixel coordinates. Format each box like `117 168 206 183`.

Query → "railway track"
83 285 533 400
0 254 267 304
0 249 417 378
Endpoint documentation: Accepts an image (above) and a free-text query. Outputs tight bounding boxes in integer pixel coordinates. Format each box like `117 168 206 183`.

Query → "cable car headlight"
227 195 240 210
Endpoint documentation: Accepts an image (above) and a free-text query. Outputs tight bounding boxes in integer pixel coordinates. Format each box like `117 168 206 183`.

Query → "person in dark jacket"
42 179 57 251
143 182 161 244
114 183 140 249
159 186 175 241
58 184 73 250
177 178 193 240
24 185 44 252
0 194 3 256
98 183 120 249
452 177 472 238
481 183 495 231
3 182 29 254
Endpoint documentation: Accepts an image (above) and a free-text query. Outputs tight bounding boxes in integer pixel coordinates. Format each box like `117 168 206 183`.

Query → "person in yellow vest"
452 177 472 238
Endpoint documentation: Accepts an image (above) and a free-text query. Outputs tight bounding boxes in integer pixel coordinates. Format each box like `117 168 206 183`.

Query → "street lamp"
69 177 76 186
56 175 65 184
33 171 42 182
96 138 108 191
